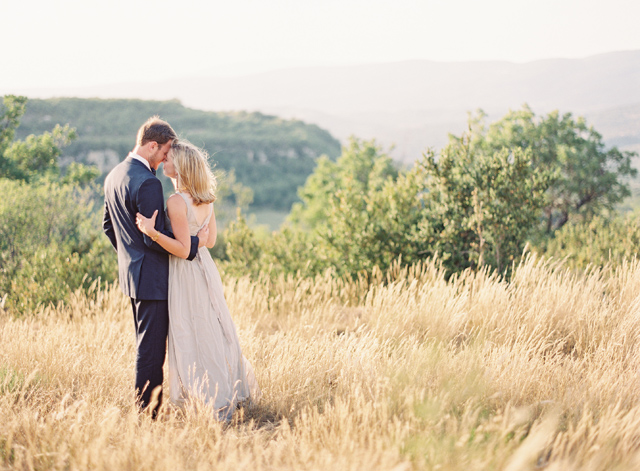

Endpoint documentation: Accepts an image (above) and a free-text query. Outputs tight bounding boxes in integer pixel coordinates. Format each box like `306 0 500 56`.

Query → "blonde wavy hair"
171 140 217 205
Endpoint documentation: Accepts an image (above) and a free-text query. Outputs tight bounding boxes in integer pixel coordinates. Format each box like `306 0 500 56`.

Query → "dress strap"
202 204 214 227
176 192 193 216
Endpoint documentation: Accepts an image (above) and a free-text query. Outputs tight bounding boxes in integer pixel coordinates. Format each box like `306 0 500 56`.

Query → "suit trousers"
130 298 169 417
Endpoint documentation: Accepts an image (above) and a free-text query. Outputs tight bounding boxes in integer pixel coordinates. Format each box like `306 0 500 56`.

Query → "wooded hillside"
15 98 342 210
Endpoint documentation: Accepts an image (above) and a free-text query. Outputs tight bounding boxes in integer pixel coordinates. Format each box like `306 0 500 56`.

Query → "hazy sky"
2 0 639 90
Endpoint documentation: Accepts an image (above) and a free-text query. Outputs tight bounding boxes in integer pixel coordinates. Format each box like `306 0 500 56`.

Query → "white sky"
2 0 639 89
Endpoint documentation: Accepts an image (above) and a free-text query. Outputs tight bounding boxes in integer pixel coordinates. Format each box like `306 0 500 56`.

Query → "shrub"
0 179 116 314
541 211 640 269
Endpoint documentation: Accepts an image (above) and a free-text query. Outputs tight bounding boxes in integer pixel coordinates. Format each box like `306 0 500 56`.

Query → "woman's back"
169 192 212 237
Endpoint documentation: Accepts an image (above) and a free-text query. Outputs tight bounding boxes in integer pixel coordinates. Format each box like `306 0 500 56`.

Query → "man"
103 116 207 417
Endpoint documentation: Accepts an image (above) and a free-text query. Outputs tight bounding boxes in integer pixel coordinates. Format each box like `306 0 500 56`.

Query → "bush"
220 211 329 279
541 211 640 269
285 133 551 277
0 179 116 314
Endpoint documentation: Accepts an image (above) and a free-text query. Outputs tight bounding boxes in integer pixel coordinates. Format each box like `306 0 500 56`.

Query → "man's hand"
197 225 209 248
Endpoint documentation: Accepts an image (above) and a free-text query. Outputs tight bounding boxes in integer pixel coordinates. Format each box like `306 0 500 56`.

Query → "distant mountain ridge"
6 50 639 161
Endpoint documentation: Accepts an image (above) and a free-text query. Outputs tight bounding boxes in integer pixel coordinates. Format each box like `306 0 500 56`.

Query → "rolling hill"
15 98 342 211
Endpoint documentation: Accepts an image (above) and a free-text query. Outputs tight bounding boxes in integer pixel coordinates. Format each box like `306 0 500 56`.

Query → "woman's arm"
137 178 202 260
136 194 193 259
205 205 217 249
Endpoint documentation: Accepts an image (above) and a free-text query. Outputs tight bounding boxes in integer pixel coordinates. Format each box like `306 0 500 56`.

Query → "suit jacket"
103 156 198 300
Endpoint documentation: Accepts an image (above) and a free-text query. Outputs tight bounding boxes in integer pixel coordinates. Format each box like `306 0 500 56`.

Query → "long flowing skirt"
167 247 259 419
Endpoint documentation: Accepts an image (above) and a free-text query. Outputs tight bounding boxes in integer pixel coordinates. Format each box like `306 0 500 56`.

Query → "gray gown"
166 192 259 419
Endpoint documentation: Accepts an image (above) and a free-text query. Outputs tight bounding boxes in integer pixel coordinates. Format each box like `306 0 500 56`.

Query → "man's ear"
148 141 158 151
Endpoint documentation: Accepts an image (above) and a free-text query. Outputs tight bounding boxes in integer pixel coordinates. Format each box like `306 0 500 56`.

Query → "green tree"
223 108 632 279
226 131 552 277
61 162 100 186
0 95 27 177
421 130 552 272
469 105 637 232
0 95 97 184
0 179 116 314
0 96 105 314
4 124 77 181
314 158 428 275
290 138 398 228
302 128 551 276
222 139 404 278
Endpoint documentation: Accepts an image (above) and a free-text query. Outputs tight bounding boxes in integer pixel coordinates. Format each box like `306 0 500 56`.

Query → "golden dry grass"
3 255 640 470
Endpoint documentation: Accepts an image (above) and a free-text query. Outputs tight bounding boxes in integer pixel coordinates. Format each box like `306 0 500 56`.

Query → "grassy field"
2 255 640 470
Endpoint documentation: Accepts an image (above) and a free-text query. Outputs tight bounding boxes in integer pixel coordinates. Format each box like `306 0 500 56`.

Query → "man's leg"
130 298 169 418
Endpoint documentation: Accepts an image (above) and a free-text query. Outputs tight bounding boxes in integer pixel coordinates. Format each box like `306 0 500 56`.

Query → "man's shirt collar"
129 152 151 172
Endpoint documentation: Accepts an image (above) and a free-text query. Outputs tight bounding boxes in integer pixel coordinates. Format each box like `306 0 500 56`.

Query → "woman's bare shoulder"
167 193 187 212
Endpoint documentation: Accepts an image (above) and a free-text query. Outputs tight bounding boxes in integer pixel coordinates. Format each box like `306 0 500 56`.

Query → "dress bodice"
166 192 213 237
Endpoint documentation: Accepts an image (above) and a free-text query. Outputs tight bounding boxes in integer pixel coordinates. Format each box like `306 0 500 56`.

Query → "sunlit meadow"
2 255 640 470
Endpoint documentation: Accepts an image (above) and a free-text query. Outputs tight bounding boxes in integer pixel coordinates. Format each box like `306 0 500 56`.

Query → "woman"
136 140 259 420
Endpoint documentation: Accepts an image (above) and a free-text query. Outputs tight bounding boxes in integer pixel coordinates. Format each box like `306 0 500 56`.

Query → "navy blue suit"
103 155 198 415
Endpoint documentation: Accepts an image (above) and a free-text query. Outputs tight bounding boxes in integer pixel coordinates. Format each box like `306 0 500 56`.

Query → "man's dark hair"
136 116 177 146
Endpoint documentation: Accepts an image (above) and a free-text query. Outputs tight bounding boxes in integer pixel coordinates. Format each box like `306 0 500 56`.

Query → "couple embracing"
103 117 259 420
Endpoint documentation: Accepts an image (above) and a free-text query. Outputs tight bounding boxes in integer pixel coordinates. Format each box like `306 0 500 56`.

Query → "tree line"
222 105 637 278
0 95 637 314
